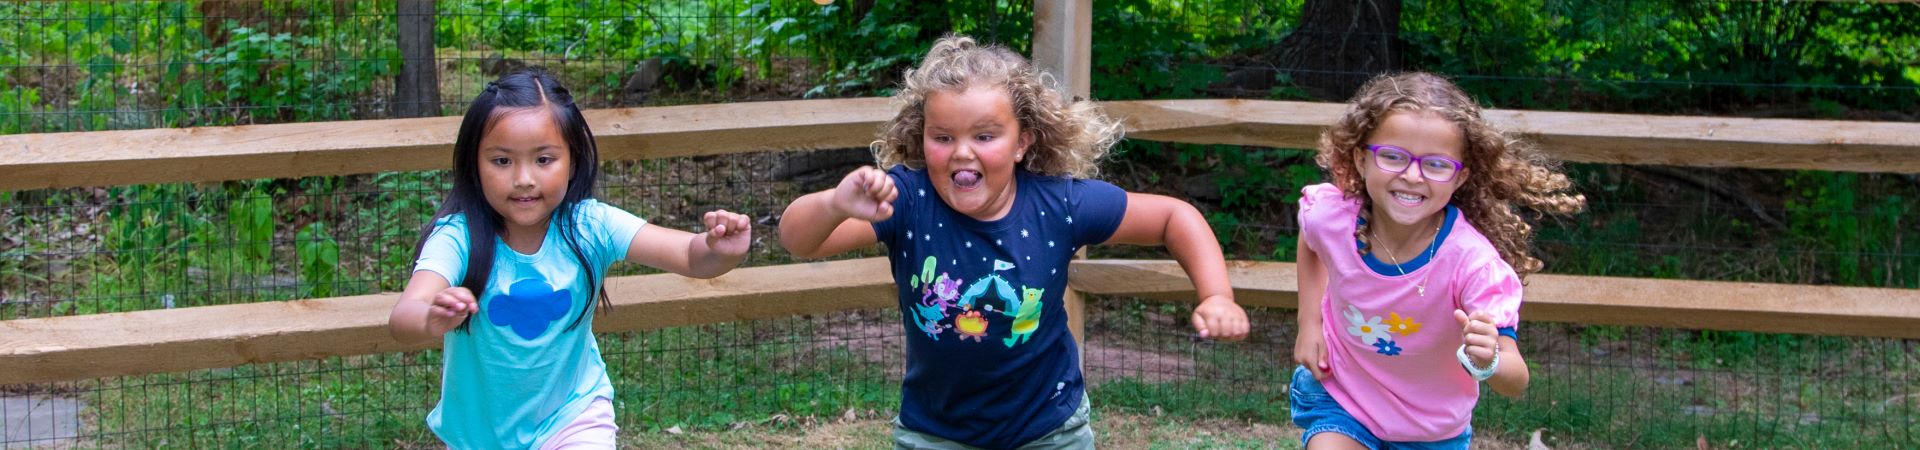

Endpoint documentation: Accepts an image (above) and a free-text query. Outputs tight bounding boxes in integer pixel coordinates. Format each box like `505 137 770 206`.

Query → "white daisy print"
1343 305 1392 345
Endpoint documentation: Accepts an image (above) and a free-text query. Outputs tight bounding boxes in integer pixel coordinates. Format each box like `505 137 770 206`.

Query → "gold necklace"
1375 218 1442 297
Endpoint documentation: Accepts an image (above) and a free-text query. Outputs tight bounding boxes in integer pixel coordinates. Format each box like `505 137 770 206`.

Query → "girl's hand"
702 209 753 257
1454 309 1500 368
832 166 896 222
1293 323 1331 379
426 287 477 337
1191 295 1249 341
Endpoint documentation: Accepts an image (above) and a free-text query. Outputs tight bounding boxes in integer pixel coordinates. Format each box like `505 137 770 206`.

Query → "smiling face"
921 85 1034 221
1357 109 1467 231
479 107 573 244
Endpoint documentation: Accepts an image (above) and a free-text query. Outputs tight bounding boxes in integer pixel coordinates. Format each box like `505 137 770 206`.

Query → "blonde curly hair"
871 35 1121 178
1316 72 1586 278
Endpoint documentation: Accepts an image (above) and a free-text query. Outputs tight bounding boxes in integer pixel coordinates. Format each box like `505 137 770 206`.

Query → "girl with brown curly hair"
781 35 1249 449
1290 72 1584 450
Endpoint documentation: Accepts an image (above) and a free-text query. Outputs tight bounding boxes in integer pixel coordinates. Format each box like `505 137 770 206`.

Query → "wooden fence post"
396 0 440 118
1033 0 1093 357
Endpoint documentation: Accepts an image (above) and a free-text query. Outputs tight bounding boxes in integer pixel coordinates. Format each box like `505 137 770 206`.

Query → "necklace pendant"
1417 284 1425 297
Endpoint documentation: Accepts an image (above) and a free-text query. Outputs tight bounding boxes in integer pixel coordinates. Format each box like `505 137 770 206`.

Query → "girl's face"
1356 109 1467 230
478 107 573 242
921 85 1033 221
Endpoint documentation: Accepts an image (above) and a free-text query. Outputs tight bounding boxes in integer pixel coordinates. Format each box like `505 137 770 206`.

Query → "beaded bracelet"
1456 344 1498 382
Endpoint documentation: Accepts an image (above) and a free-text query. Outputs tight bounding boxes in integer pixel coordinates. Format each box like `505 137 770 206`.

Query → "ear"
1017 130 1036 162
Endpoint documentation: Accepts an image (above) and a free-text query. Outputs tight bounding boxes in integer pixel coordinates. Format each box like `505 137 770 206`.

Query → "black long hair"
416 67 610 332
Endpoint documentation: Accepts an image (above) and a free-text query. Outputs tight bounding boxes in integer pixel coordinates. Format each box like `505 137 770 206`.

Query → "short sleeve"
869 167 917 246
414 215 471 286
579 199 648 268
1295 183 1347 254
1068 178 1128 247
1458 259 1523 330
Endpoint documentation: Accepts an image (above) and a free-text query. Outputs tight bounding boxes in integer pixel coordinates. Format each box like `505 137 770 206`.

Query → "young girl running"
388 68 752 449
781 35 1249 450
1291 72 1585 449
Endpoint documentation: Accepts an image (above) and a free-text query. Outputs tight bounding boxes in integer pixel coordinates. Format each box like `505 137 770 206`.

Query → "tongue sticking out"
953 170 982 189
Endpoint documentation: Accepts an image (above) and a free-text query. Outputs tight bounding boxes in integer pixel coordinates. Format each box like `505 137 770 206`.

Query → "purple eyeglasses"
1366 144 1463 182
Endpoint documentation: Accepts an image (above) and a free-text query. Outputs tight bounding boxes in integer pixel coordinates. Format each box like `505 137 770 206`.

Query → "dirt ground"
621 413 1593 449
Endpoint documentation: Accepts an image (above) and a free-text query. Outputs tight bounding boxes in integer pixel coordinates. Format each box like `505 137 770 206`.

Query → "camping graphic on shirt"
1344 305 1422 356
908 255 1045 348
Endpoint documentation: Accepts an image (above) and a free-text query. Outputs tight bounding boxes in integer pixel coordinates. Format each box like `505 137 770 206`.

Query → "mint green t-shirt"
413 199 645 450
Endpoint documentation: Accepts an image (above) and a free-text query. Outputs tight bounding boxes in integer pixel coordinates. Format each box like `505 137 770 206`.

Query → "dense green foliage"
0 1 1915 448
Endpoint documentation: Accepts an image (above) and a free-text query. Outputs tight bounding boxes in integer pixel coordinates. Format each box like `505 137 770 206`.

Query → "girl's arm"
1103 193 1248 341
626 210 753 279
779 166 895 259
1294 234 1332 379
388 271 476 344
1457 310 1530 398
1487 336 1529 397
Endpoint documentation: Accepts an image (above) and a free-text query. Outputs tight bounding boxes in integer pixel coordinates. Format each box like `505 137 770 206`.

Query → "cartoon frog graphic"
1003 287 1044 347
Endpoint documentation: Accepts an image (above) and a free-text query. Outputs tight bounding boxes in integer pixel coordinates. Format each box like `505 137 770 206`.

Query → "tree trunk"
395 0 441 118
1271 0 1402 101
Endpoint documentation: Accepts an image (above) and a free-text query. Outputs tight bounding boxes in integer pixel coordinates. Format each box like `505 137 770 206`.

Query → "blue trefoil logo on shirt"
489 279 572 340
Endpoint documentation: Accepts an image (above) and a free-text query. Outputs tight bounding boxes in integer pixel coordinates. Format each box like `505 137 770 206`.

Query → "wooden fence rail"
5 98 1920 191
4 258 1918 385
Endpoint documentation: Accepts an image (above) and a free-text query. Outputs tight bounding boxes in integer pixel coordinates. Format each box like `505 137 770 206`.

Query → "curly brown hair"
1316 72 1586 278
871 35 1121 178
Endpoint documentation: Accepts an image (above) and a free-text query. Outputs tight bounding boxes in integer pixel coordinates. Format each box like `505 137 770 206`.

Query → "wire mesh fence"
3 0 1918 448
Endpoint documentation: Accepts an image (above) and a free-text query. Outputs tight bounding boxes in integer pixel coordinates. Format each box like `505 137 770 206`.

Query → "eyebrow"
483 145 563 154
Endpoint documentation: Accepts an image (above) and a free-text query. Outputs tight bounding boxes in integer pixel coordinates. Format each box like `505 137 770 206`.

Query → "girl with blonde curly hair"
1290 72 1585 450
781 35 1249 449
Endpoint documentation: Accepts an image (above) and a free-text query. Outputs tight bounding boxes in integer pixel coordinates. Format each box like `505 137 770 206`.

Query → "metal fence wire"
3 1 1917 448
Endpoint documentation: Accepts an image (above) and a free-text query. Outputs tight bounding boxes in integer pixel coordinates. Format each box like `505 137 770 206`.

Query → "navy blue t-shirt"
872 166 1128 449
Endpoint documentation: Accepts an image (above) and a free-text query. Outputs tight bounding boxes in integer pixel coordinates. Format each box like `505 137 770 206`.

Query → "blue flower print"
1373 338 1403 356
488 279 573 340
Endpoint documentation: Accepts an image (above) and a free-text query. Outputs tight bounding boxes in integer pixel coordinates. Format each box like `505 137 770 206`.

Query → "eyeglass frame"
1364 144 1465 183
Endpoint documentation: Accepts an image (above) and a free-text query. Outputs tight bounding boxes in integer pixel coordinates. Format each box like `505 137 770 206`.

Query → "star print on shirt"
1066 216 1074 224
918 189 925 197
1047 240 1055 247
1021 229 1029 238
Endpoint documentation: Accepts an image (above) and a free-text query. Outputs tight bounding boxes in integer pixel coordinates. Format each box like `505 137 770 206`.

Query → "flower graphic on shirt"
489 279 572 340
1343 305 1392 346
1373 339 1403 356
1385 312 1422 336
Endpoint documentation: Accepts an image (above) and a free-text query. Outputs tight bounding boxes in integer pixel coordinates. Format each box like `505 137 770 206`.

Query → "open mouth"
1390 190 1425 206
952 170 983 191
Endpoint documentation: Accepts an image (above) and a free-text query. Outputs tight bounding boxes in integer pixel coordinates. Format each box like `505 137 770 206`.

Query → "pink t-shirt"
1297 183 1523 442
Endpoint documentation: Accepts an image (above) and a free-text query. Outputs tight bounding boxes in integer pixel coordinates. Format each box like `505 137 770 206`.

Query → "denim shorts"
1289 366 1470 450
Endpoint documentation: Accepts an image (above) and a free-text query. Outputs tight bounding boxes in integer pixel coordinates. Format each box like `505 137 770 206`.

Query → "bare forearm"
779 191 846 259
1163 205 1234 302
1295 239 1326 332
684 233 746 279
1487 336 1529 397
388 301 435 343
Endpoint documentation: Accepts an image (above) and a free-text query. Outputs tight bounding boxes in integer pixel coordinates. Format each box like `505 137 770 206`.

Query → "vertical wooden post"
1033 0 1093 355
1033 0 1092 101
396 0 440 118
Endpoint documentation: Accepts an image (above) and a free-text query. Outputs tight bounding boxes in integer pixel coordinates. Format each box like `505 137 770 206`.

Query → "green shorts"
891 394 1094 449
